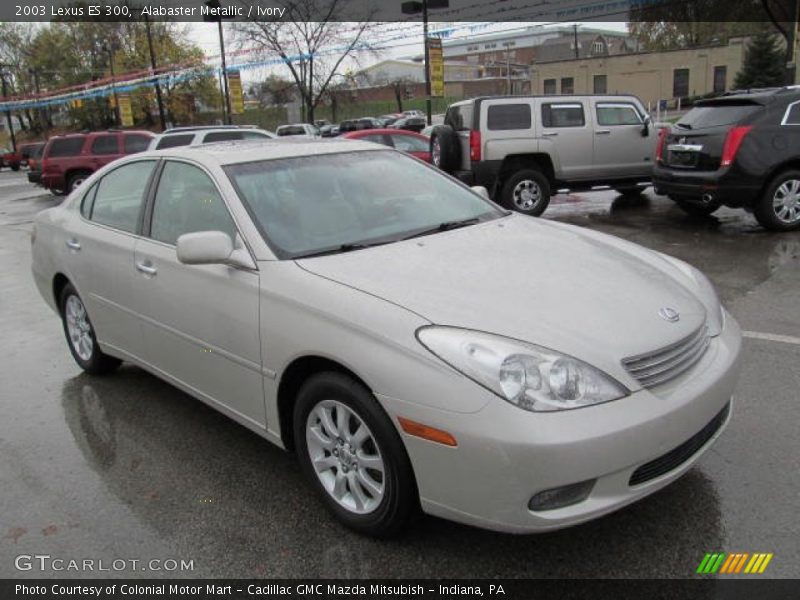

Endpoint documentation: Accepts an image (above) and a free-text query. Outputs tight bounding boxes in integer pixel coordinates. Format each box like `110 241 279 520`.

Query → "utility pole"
143 15 167 130
0 66 17 153
573 24 580 59
28 67 47 134
204 0 232 125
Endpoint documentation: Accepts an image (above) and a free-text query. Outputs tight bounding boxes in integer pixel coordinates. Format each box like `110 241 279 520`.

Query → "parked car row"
429 87 800 231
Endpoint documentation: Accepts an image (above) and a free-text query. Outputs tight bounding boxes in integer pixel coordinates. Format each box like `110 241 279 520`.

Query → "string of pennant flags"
0 21 493 113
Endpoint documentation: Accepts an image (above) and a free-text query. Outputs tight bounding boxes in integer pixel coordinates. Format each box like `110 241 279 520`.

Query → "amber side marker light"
397 417 458 447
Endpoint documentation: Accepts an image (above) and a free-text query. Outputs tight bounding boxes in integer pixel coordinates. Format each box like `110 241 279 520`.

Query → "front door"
591 101 653 180
130 160 265 426
538 100 594 181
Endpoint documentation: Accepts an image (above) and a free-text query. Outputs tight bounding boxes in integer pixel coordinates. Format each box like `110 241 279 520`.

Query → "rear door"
591 100 652 179
60 160 158 359
539 100 593 180
130 159 265 426
480 99 535 162
89 134 124 171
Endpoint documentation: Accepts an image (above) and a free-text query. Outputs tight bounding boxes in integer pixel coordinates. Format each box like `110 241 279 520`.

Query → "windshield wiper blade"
402 217 482 241
293 241 389 259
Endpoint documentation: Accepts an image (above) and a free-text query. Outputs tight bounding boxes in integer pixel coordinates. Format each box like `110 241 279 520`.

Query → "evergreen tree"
733 30 786 90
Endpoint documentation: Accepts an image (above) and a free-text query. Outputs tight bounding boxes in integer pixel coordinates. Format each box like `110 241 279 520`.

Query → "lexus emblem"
659 307 680 322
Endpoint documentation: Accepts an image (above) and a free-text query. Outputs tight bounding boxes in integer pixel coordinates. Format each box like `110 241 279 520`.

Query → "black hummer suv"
653 87 800 231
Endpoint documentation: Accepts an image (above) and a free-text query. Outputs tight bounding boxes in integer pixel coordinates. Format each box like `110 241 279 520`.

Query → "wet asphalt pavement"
0 170 798 579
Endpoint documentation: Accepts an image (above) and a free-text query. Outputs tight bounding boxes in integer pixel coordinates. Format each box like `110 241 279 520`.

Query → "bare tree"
234 0 375 123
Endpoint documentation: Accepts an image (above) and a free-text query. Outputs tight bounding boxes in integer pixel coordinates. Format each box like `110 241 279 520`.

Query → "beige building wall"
530 39 749 108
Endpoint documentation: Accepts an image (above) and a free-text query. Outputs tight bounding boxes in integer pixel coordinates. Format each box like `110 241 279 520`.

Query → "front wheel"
60 283 121 375
294 372 417 537
754 170 800 231
501 169 551 216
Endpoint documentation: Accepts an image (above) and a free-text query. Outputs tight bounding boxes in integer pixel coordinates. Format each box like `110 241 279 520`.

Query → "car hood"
296 215 707 384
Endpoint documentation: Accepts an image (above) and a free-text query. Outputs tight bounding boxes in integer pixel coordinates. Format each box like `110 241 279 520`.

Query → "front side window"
149 161 236 246
487 104 532 130
225 150 503 259
91 135 119 155
89 161 156 233
542 103 585 128
596 103 642 126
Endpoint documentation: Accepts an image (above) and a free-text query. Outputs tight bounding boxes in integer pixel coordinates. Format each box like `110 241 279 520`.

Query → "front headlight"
417 327 628 412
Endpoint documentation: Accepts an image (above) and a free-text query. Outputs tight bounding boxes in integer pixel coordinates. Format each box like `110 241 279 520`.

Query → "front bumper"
653 165 761 208
381 313 742 533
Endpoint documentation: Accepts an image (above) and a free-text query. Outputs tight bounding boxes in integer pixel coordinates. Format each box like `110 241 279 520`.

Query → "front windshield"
225 150 503 259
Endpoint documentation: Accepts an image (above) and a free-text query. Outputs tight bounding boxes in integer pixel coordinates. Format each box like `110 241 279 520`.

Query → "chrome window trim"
780 99 800 126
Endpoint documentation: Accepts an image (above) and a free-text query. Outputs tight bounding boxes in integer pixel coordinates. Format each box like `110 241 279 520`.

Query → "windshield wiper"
402 217 482 241
293 241 389 259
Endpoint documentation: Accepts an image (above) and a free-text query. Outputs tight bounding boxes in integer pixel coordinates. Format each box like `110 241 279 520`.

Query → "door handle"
541 132 559 137
65 239 81 251
595 129 611 135
136 261 157 276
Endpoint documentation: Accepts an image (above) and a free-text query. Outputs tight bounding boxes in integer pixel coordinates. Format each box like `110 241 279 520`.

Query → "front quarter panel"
258 260 493 441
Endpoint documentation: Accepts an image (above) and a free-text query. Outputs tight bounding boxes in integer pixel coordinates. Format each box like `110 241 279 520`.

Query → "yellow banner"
118 94 134 127
428 38 444 98
228 71 245 115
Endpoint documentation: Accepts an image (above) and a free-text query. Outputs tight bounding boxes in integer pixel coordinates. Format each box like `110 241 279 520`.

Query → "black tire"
59 283 121 375
753 169 800 231
670 195 722 217
500 169 551 216
294 372 417 537
430 125 460 173
614 186 642 196
11 164 20 172
66 170 92 194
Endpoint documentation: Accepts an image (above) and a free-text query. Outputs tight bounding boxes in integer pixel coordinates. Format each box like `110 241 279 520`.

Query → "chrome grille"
622 325 710 388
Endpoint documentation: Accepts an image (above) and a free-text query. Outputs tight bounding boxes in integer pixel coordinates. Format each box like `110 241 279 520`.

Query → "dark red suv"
40 130 154 194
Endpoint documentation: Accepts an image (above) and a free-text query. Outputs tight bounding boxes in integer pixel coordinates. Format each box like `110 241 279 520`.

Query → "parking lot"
1 167 798 579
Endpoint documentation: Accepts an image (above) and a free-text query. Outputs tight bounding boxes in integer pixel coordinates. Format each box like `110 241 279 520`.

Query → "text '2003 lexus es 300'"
31 139 741 536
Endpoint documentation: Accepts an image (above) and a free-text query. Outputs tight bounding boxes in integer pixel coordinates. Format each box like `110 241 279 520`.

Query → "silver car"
31 140 742 536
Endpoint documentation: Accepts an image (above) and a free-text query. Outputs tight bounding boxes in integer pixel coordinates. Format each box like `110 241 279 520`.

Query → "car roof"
138 138 382 166
342 128 427 138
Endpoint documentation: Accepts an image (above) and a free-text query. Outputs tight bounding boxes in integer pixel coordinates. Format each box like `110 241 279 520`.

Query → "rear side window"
596 103 642 126
542 103 585 128
277 126 305 136
487 104 532 130
47 137 85 158
91 135 119 155
80 183 99 218
783 102 800 125
156 134 194 149
679 103 762 129
242 131 272 140
90 161 156 233
124 135 151 154
202 131 244 143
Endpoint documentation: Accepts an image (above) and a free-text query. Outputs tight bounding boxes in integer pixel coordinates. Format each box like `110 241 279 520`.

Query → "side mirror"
641 115 651 137
176 231 234 266
471 185 490 200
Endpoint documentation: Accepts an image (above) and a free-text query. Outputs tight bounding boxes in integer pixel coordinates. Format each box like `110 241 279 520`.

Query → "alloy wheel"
431 139 442 167
512 179 541 211
65 295 94 361
773 179 800 224
305 399 385 514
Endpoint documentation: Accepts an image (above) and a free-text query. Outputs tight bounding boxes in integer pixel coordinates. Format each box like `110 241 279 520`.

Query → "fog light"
528 479 595 511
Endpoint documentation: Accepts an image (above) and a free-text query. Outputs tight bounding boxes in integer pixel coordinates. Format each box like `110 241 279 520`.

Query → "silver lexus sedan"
31 140 742 536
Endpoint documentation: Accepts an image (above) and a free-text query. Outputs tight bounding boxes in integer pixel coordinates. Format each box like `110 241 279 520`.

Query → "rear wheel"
429 125 460 173
67 170 92 194
294 372 417 537
60 283 121 375
754 170 800 231
501 169 551 216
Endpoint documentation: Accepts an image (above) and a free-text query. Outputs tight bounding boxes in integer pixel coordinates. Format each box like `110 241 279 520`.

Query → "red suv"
40 130 154 194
